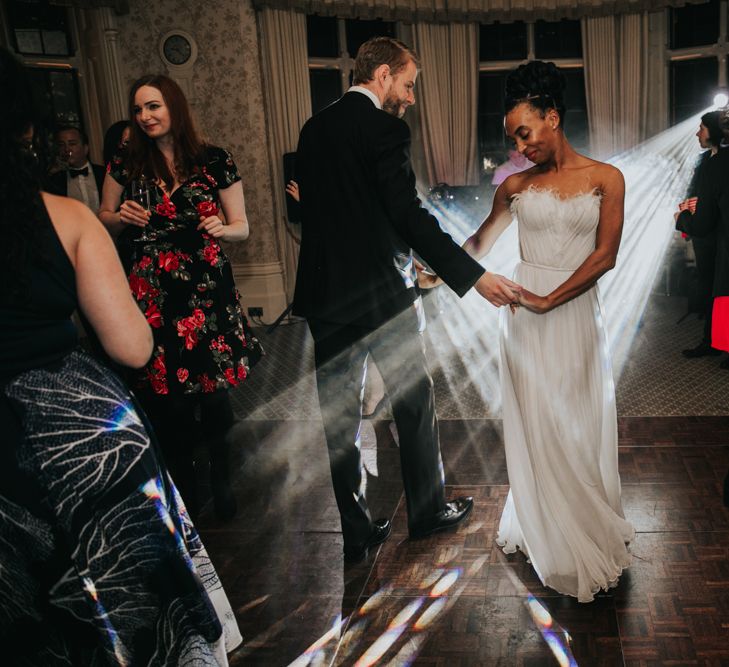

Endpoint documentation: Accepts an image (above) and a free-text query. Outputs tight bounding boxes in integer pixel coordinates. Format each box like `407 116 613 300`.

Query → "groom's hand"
474 271 521 307
414 259 443 289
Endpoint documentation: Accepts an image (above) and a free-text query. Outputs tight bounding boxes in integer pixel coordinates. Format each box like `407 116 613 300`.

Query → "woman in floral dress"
99 74 261 521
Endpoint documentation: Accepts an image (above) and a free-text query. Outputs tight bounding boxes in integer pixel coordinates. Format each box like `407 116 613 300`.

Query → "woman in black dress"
100 75 261 521
681 110 723 359
0 48 241 664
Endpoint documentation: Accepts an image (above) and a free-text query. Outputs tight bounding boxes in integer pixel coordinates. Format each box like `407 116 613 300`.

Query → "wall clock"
159 30 198 68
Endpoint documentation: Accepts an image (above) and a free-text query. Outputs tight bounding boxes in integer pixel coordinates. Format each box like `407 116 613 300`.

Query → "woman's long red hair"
125 74 206 189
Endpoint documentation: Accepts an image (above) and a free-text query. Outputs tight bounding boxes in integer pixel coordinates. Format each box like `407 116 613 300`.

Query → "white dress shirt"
348 85 382 110
66 161 99 211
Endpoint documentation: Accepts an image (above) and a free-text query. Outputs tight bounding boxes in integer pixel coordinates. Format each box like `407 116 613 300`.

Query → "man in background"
46 126 105 210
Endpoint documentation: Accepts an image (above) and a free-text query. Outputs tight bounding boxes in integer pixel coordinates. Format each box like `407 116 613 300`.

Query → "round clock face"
163 34 192 66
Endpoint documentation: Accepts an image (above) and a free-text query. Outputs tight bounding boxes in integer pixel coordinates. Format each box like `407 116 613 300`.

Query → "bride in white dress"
423 61 634 602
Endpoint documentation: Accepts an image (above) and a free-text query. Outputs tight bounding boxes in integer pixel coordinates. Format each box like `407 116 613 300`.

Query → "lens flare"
353 598 425 667
430 568 461 597
413 597 448 630
714 93 728 108
107 400 138 431
287 613 347 667
83 576 129 665
525 594 578 667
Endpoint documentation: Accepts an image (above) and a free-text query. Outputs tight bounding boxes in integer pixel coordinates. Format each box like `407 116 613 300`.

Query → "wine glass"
130 178 152 242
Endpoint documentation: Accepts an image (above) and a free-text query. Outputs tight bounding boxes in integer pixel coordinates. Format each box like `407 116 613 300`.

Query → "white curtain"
582 13 648 159
257 7 312 301
413 22 480 186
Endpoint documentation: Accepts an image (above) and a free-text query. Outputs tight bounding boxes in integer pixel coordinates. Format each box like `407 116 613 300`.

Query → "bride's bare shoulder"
501 168 538 197
590 161 624 194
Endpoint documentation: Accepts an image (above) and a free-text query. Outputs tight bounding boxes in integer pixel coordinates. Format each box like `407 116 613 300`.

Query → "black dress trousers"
309 307 446 550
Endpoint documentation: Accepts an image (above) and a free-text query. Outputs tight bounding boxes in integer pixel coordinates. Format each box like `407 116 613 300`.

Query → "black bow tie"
69 166 89 178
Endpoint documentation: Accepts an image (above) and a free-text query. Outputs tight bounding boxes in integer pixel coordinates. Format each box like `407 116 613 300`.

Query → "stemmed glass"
130 178 152 242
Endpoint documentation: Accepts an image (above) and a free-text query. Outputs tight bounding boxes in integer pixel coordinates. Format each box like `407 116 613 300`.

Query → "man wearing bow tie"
47 126 105 210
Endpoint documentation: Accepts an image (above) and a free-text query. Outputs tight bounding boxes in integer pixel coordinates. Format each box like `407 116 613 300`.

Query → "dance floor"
195 258 729 666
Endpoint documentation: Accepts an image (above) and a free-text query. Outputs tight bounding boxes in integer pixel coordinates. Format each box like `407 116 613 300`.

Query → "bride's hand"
518 288 552 314
415 259 443 289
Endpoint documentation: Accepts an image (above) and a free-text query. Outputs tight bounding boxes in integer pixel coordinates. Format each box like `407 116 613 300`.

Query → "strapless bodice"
510 187 602 270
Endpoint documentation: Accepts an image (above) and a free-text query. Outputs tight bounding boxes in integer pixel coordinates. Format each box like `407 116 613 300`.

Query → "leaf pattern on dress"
1 350 241 664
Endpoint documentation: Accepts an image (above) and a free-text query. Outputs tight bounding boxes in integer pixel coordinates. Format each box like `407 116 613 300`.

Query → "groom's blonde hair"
352 37 419 85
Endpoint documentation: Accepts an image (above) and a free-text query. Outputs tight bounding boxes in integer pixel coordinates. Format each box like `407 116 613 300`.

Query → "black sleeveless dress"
0 200 241 664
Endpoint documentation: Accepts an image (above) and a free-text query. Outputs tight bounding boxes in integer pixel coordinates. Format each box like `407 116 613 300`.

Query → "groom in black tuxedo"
293 37 520 562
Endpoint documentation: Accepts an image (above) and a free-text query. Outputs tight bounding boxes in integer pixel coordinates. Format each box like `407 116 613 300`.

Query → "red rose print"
210 335 231 354
152 353 166 375
202 167 218 187
198 373 217 393
155 195 177 219
158 250 180 272
145 303 162 328
184 329 198 350
237 364 247 381
138 256 152 270
196 200 219 219
150 376 168 395
177 368 189 383
129 274 151 301
202 244 219 265
192 308 205 326
224 367 238 387
176 317 200 350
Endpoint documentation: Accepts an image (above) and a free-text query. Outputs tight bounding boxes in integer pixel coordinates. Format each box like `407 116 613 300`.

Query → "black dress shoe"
343 518 391 564
409 496 474 539
682 342 721 358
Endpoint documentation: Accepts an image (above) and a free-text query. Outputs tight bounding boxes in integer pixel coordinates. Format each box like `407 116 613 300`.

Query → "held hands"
474 271 522 307
120 200 150 227
516 288 552 314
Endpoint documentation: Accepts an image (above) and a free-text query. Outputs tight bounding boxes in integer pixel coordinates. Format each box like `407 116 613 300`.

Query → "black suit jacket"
292 91 485 328
46 163 106 200
677 147 729 298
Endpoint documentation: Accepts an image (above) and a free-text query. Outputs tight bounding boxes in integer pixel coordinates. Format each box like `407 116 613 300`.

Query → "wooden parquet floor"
193 415 729 666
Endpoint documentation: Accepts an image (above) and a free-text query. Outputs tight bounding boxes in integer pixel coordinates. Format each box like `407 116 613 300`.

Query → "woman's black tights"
142 392 236 520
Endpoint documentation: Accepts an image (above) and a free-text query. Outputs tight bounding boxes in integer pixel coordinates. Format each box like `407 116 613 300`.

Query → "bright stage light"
714 92 728 108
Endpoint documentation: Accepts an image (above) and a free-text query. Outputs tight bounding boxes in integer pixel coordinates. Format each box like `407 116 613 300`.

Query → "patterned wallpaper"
115 0 279 265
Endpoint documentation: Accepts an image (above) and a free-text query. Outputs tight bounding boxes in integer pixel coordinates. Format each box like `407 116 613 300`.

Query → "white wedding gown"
496 187 634 603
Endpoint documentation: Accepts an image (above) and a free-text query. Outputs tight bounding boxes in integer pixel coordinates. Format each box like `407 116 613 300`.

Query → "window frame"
306 16 400 113
666 0 728 123
307 18 354 104
0 1 98 156
478 21 586 163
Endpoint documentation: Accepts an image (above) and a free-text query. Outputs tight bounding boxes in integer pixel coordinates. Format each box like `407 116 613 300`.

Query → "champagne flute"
130 178 152 242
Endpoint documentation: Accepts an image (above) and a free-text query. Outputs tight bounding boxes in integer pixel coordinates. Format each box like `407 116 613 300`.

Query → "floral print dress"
109 146 261 398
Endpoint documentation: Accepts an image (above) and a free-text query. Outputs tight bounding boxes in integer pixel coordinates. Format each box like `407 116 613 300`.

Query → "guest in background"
676 107 729 372
0 47 242 664
99 74 262 521
103 119 131 167
491 148 534 186
46 125 105 209
682 110 723 359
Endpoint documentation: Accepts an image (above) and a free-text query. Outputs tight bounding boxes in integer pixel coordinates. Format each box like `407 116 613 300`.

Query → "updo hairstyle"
504 60 567 128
